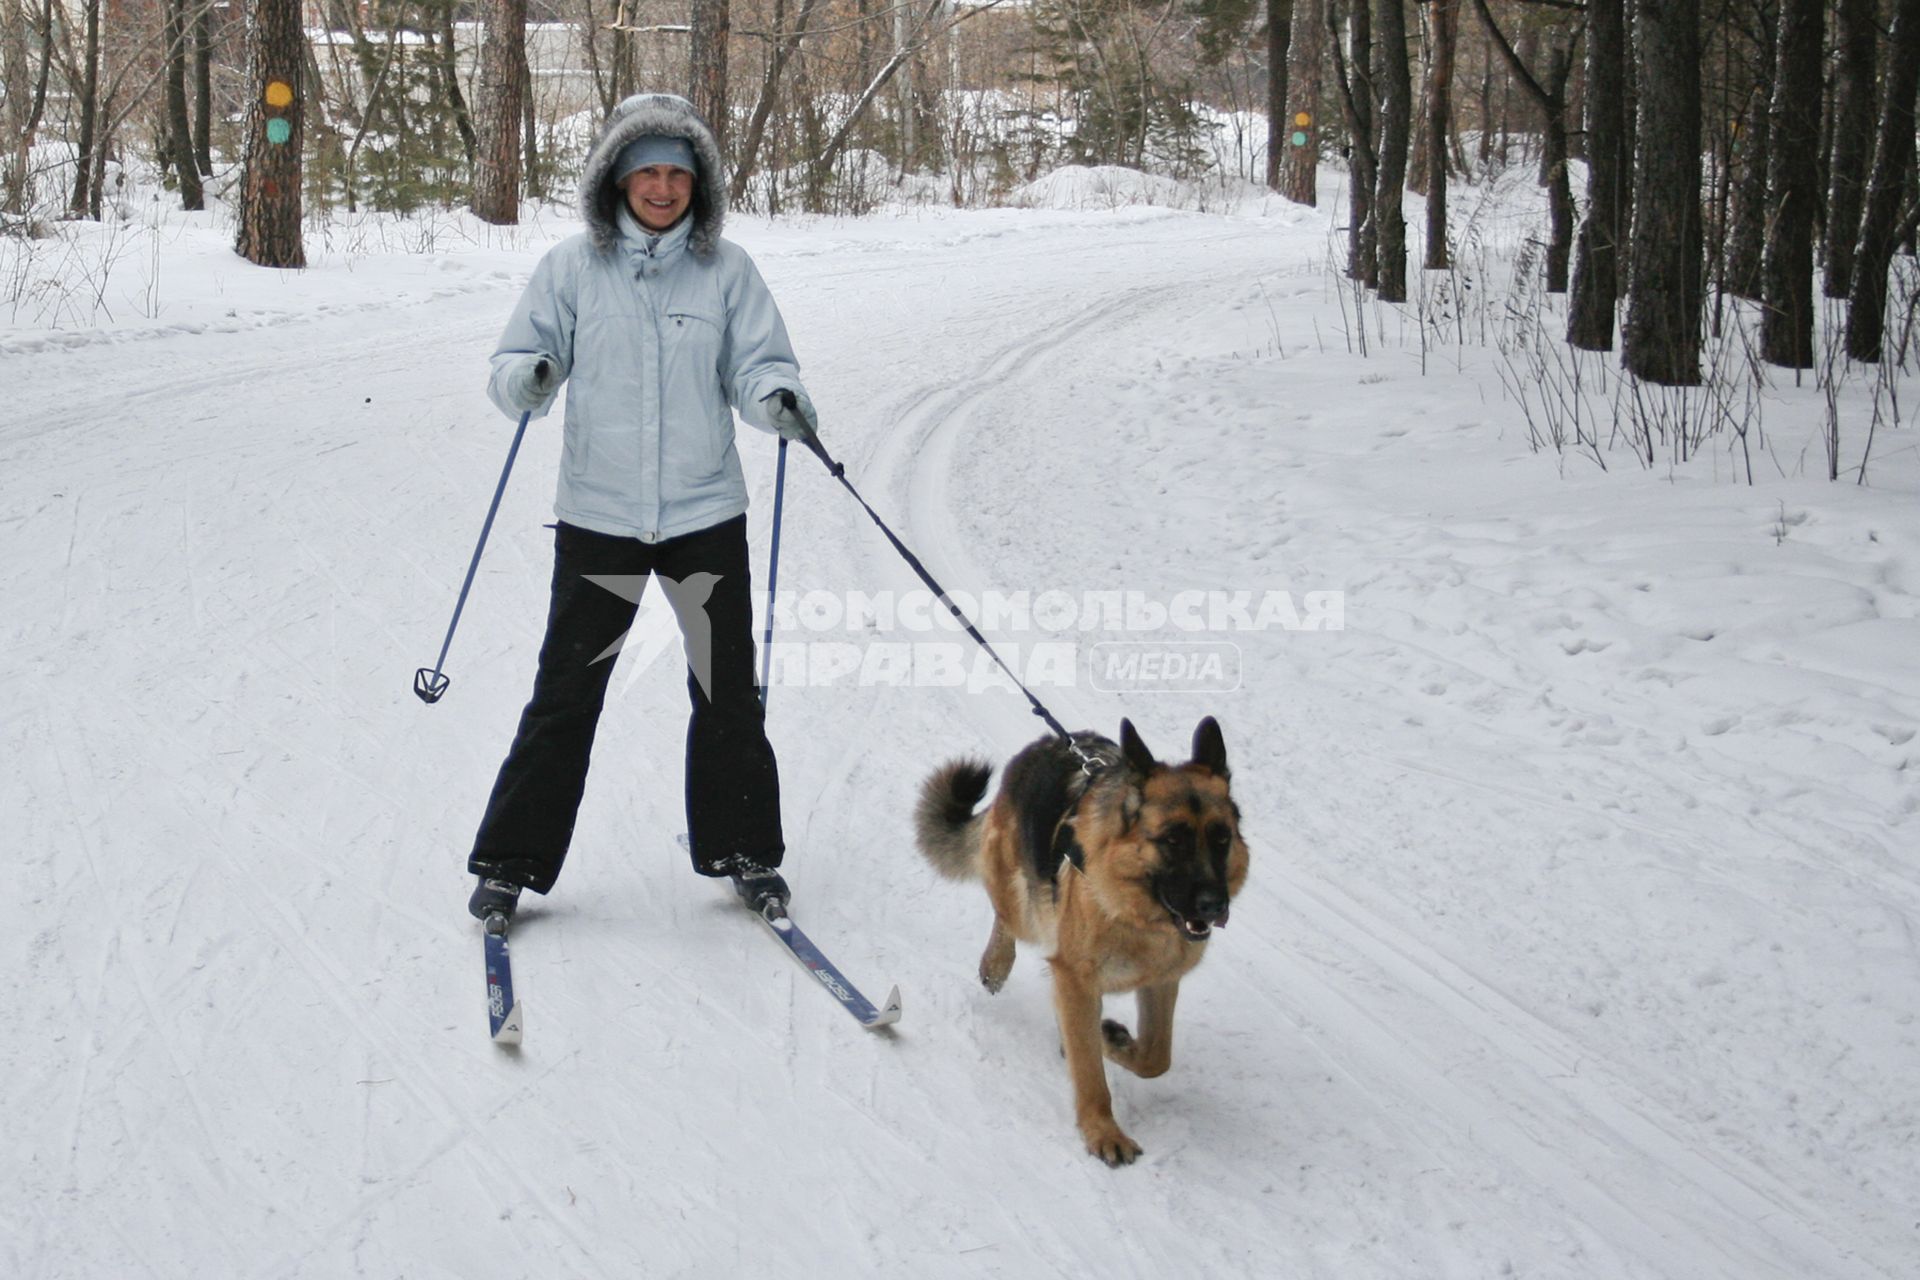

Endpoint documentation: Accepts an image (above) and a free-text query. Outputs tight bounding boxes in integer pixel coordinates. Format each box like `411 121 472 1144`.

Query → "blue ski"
678 835 900 1029
483 915 523 1045
755 907 902 1030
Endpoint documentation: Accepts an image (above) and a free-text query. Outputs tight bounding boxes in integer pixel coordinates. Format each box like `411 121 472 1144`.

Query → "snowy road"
5 199 1916 1278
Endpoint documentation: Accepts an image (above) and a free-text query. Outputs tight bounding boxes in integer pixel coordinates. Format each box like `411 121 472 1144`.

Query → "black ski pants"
468 515 783 894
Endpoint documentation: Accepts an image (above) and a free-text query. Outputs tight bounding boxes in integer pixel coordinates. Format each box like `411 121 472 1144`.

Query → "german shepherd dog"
914 718 1249 1165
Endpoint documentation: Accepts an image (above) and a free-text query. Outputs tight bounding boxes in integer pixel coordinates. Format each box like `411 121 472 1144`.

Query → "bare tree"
471 0 529 225
690 0 731 151
235 0 305 267
1327 0 1375 279
1758 0 1820 368
1823 0 1875 299
732 0 823 204
1470 0 1578 292
1569 0 1625 348
433 0 479 166
1844 0 1920 362
804 0 1000 206
1268 0 1294 190
164 0 204 209
2 0 55 216
1421 0 1459 268
1623 0 1702 385
1374 0 1412 300
68 0 102 217
194 0 213 176
1724 1 1776 300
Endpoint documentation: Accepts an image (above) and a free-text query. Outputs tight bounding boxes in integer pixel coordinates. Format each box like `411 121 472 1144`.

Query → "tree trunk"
471 0 528 225
1327 0 1374 279
523 49 542 200
1823 0 1875 298
1281 0 1324 205
690 0 731 152
69 0 101 218
4 0 55 216
165 0 205 209
857 0 875 85
235 0 305 268
1726 83 1770 300
732 0 821 204
1725 4 1776 300
1374 0 1411 301
1844 0 1920 361
1422 0 1457 268
1569 0 1625 349
193 0 213 174
1623 0 1702 385
1539 42 1574 293
1759 0 1820 368
613 1 636 103
1267 0 1294 190
1468 0 1573 291
435 0 478 166
894 0 916 170
0 2 23 213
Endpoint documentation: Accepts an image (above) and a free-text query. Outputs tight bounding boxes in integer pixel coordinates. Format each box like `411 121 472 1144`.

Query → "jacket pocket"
665 308 731 477
666 308 724 377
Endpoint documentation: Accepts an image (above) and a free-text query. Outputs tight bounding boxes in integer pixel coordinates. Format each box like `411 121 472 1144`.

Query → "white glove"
502 356 557 412
762 388 818 442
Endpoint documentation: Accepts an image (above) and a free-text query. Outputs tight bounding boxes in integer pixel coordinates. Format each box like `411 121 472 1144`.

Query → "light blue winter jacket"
486 93 805 543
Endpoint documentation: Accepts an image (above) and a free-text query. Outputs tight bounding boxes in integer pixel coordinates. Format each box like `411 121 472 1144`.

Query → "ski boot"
468 876 523 932
720 855 790 917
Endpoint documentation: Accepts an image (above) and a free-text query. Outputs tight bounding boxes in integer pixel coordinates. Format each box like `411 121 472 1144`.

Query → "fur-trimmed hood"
579 94 726 257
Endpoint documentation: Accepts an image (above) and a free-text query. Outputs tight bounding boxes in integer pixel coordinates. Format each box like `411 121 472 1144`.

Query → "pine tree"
235 0 305 268
471 0 528 225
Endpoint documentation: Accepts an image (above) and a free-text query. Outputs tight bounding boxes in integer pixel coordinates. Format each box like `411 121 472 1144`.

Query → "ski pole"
758 435 789 708
786 411 1088 757
415 407 534 704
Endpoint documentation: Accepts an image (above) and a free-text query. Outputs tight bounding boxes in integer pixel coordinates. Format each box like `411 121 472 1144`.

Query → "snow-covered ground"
5 174 1916 1279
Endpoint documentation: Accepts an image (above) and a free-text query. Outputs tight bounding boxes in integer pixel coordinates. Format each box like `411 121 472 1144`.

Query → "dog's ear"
1119 718 1158 776
1120 783 1144 833
1191 716 1229 780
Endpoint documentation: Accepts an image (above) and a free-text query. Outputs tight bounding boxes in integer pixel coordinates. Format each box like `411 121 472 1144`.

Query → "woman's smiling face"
623 164 694 232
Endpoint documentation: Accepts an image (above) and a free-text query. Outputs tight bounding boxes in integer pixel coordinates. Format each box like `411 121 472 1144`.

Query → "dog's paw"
1101 1019 1135 1052
979 970 1007 994
1082 1121 1144 1167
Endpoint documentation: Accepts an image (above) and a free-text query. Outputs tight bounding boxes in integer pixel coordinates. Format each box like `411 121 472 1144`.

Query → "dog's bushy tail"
914 759 993 881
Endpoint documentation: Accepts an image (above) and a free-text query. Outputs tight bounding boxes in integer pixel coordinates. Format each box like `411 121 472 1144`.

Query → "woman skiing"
466 93 815 923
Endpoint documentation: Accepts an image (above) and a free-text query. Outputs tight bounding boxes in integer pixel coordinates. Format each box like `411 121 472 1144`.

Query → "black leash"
789 423 1104 774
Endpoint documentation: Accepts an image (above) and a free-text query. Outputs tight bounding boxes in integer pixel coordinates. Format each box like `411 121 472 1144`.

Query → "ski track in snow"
852 256 1897 1279
5 202 1916 1278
